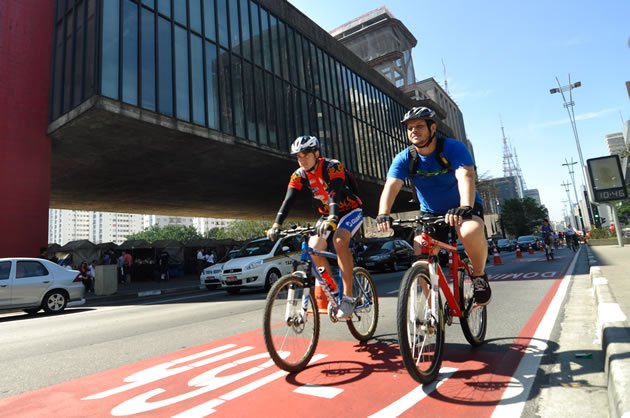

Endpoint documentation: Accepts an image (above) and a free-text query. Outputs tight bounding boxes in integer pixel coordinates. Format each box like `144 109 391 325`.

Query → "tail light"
73 274 83 283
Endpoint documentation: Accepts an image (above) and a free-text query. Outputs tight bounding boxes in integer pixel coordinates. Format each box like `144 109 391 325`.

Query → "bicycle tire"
396 264 444 384
346 267 379 341
458 264 487 346
263 274 320 372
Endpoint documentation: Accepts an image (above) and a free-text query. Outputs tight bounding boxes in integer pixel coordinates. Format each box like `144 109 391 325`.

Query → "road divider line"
367 367 458 417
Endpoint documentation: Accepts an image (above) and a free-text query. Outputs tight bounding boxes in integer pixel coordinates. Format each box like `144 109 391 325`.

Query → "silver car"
0 258 86 315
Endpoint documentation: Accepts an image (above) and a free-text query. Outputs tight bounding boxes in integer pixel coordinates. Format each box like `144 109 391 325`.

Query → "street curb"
587 247 630 418
90 285 203 302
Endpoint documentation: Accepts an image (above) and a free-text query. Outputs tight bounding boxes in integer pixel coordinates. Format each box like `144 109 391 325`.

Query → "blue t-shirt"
387 138 483 214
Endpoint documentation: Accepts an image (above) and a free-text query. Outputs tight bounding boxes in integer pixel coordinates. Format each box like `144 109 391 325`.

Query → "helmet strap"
416 123 436 149
306 152 319 172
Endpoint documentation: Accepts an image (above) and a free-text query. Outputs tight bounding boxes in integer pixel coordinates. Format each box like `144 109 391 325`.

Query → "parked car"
356 239 414 272
219 235 302 294
496 238 515 252
199 250 238 290
0 258 85 314
516 235 538 251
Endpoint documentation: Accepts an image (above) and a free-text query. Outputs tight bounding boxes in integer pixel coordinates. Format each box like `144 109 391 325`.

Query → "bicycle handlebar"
277 225 316 237
392 215 447 226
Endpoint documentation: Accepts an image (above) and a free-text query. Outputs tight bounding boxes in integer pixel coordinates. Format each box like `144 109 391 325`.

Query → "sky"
287 0 630 222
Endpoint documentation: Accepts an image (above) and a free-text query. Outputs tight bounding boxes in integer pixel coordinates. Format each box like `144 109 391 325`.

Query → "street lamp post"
560 180 579 229
549 74 595 231
562 158 586 231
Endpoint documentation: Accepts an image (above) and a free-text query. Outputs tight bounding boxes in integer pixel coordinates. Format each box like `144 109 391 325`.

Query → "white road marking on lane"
368 367 458 417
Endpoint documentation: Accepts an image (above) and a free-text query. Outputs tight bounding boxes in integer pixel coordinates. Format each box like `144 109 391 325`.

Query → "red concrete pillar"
0 1 54 257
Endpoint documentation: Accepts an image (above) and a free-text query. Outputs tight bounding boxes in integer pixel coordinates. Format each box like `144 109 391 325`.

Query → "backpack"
407 136 451 176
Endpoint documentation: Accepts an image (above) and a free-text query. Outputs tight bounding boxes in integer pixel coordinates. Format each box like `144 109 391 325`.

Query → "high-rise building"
49 209 145 245
606 132 626 156
524 189 541 205
48 209 92 244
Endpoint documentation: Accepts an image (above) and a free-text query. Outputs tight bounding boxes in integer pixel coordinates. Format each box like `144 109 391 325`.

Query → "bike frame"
297 239 343 311
412 229 472 319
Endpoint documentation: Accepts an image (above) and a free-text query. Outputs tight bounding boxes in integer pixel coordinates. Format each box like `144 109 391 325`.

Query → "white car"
0 258 86 314
219 235 302 294
199 250 238 290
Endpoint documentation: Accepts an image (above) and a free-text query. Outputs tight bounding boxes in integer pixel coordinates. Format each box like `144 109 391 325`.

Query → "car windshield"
498 239 509 245
218 251 238 263
517 235 535 243
234 240 274 258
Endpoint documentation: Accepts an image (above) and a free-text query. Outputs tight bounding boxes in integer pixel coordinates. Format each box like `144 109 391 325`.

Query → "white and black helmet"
400 106 439 124
290 135 320 155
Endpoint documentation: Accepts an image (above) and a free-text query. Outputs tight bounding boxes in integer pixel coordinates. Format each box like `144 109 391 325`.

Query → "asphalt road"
0 247 603 417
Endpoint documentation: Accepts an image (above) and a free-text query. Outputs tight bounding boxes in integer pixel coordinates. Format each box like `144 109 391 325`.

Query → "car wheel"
226 287 240 295
42 290 68 314
264 269 281 292
23 308 40 315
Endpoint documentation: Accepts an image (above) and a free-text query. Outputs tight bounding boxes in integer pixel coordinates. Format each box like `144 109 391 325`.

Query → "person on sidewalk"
375 106 491 305
122 251 133 284
158 250 170 281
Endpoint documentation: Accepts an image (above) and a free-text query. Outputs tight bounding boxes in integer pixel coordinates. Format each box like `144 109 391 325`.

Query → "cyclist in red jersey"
267 136 364 320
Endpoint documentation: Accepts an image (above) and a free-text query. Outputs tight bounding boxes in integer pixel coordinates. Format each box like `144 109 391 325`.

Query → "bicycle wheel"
263 274 320 372
346 267 379 341
458 265 487 346
397 264 444 384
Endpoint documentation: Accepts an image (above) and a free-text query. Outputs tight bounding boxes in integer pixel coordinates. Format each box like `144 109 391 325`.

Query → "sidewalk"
586 244 630 418
86 274 203 302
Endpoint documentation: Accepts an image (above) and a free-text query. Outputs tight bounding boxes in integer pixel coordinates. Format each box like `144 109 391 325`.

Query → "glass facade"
50 0 409 179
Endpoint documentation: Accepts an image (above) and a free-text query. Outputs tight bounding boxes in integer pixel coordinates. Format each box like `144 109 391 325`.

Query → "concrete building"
330 6 416 89
49 209 144 245
606 131 626 156
524 189 542 205
3 0 433 257
193 217 236 236
93 212 145 244
48 209 92 245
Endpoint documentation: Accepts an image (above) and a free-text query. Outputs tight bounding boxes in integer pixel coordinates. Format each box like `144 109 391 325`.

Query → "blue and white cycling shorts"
318 208 364 239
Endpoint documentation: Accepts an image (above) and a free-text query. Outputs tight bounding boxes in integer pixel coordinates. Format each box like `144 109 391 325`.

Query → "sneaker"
336 296 355 320
472 274 492 305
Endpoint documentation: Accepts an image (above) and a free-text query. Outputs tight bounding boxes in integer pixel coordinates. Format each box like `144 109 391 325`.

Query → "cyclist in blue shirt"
375 106 491 305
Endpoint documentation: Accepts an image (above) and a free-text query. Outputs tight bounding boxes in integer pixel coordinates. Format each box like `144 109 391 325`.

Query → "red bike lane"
0 262 570 417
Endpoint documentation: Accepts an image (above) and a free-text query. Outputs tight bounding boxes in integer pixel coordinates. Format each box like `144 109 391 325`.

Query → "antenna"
442 58 449 95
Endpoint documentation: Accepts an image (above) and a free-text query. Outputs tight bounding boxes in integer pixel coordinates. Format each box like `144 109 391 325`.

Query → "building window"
174 25 190 120
122 0 138 105
157 16 173 115
141 7 156 111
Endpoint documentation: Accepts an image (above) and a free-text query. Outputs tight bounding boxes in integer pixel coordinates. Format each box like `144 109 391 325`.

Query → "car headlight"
245 259 263 270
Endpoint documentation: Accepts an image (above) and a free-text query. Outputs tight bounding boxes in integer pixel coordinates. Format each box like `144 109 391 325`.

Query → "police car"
219 235 302 294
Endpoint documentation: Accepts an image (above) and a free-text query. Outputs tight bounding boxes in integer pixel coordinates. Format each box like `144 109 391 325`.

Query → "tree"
618 202 630 225
500 197 549 237
126 224 202 243
208 219 273 241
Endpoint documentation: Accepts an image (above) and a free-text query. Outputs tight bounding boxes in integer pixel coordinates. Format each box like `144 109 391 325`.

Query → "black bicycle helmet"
400 106 439 124
290 135 320 155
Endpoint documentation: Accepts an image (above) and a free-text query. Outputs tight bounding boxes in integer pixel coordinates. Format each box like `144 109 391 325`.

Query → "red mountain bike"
393 215 487 384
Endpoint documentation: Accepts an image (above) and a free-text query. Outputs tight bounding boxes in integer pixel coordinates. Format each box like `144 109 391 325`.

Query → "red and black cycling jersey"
274 157 362 225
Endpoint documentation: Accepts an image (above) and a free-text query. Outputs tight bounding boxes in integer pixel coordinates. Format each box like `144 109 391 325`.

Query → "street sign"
586 155 628 203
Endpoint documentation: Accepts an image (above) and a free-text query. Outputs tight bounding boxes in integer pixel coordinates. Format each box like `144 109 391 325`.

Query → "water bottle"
317 266 337 292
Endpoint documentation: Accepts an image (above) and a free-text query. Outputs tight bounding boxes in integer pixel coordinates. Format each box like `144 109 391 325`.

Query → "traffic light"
591 204 601 228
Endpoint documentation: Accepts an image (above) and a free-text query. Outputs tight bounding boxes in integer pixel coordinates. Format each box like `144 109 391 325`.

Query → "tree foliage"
206 219 273 241
500 197 549 237
126 224 202 243
616 185 630 225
